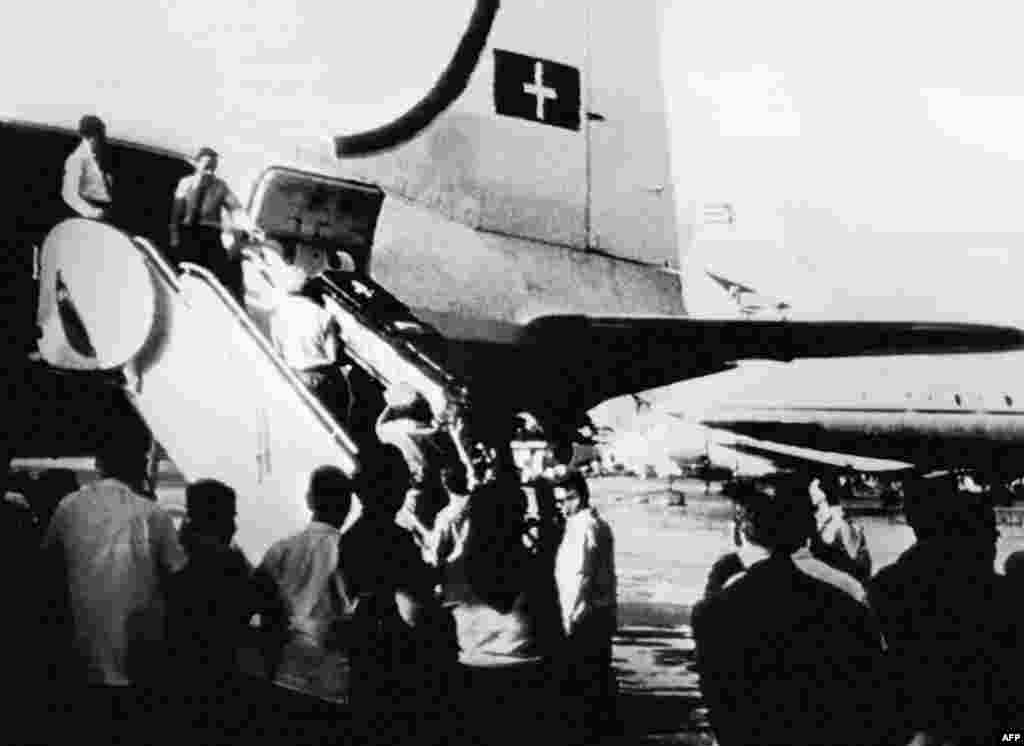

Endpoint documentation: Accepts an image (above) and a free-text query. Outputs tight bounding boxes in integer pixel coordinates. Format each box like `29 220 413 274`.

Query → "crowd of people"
0 395 619 746
694 473 1024 746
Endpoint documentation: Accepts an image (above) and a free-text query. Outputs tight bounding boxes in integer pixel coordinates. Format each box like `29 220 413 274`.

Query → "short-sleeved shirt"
257 521 355 647
43 478 187 685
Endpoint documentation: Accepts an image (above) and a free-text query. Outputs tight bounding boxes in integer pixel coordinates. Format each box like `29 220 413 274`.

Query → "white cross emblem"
523 60 558 121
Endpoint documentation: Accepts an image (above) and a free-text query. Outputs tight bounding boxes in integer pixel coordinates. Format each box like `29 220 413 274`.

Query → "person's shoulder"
174 173 195 193
64 140 86 164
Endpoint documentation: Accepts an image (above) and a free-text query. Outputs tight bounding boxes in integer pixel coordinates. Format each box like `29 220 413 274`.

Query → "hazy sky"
604 1 1024 441
660 0 1024 328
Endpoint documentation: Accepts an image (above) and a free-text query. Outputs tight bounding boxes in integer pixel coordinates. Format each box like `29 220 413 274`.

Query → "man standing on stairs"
169 146 258 302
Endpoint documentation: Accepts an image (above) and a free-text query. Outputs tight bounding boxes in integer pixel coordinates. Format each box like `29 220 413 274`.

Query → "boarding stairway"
125 233 470 560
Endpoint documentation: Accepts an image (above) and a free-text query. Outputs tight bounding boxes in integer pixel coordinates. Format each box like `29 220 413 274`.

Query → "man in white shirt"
36 115 115 358
552 470 618 739
42 409 187 738
255 466 357 697
61 115 113 221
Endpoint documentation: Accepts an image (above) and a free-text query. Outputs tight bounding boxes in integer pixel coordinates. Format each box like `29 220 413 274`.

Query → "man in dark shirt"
168 479 258 737
342 444 448 744
692 481 895 746
869 477 1023 743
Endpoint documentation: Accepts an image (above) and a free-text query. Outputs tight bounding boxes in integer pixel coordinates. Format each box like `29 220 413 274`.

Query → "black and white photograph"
3 1 1024 744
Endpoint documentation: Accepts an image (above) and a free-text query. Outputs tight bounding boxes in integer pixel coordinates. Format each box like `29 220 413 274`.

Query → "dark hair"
903 475 997 542
307 465 353 516
186 479 237 524
356 443 411 515
732 480 814 554
94 403 153 492
553 470 590 508
78 115 107 139
195 146 219 161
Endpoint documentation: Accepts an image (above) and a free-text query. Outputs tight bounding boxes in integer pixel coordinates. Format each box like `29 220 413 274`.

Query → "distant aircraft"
706 270 792 319
3 0 1024 562
697 362 1024 492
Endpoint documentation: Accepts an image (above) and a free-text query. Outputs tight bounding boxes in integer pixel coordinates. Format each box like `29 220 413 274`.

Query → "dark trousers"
451 660 564 746
560 610 619 743
300 368 352 427
176 226 244 304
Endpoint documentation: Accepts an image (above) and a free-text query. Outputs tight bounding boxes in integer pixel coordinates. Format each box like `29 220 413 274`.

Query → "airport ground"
13 463 1024 745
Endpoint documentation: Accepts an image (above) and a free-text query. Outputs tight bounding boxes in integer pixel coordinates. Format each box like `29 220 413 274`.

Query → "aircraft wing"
718 439 915 477
519 315 1024 410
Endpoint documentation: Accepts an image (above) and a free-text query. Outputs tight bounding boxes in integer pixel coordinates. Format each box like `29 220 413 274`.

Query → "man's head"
94 405 154 495
185 479 238 545
194 146 219 175
306 465 353 527
78 115 107 145
903 474 997 546
356 443 412 517
552 470 590 519
732 479 815 555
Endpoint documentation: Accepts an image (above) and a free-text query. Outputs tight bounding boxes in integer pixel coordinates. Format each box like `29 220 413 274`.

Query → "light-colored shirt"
428 493 473 603
243 246 310 339
269 295 338 372
258 521 354 646
42 478 187 685
171 172 242 231
62 141 111 218
555 506 616 634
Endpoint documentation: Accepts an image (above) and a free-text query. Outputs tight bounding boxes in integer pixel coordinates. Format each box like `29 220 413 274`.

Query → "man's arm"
221 182 260 236
168 179 188 248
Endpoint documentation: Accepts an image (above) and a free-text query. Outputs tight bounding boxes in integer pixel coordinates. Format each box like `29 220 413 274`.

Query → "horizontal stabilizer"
523 316 1024 363
516 315 1024 411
